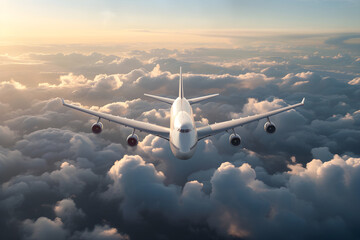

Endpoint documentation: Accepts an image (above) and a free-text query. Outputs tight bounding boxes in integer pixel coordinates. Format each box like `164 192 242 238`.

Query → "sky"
1 0 360 47
1 1 360 240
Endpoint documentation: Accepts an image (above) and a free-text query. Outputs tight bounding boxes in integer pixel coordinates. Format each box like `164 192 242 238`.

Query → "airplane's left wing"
61 99 170 140
197 98 305 139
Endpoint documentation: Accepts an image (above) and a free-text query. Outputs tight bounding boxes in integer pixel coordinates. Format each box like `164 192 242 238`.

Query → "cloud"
105 155 177 220
0 125 17 146
39 73 123 94
232 97 286 117
0 79 27 90
207 154 360 239
47 162 98 196
74 225 129 240
23 217 67 240
0 44 360 239
101 153 360 239
311 147 333 162
348 77 360 85
55 198 85 222
0 147 46 183
325 34 360 54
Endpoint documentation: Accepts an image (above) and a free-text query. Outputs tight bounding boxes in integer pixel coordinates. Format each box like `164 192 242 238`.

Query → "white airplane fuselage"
169 97 197 160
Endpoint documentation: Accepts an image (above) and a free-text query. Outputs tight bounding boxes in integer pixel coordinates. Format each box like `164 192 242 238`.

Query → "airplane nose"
176 149 192 160
179 146 190 154
178 135 191 152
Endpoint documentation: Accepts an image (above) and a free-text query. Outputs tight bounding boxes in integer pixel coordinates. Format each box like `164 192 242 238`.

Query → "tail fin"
179 67 184 98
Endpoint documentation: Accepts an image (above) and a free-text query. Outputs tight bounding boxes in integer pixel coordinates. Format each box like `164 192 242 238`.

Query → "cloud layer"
0 44 360 239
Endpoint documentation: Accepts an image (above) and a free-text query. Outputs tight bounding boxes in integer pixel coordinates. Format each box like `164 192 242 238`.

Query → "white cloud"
39 73 123 91
282 71 314 80
230 97 285 119
0 79 26 90
54 198 85 225
348 77 360 85
236 72 275 89
293 80 309 86
45 161 98 196
23 217 67 240
0 125 17 146
0 47 360 239
76 225 129 240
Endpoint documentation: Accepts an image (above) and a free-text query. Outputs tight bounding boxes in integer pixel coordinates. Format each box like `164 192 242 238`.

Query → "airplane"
62 67 305 160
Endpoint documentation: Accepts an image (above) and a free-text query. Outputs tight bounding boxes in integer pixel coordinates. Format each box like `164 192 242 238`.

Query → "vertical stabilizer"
179 67 184 98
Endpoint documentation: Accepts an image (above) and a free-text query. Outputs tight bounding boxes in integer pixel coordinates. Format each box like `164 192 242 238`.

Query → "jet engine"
127 134 139 147
264 122 276 134
91 122 103 134
229 133 241 146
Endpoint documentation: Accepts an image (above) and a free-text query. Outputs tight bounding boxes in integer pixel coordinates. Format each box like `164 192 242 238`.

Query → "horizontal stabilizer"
144 93 175 104
188 93 219 105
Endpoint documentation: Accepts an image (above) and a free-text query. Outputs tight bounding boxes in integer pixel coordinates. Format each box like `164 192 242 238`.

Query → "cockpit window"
178 128 191 133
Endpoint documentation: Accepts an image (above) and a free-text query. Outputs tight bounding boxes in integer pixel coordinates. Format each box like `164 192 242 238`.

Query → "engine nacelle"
91 122 103 134
229 133 241 146
127 134 139 147
264 122 276 134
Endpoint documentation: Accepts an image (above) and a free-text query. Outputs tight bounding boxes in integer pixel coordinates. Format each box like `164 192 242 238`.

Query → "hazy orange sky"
1 0 360 50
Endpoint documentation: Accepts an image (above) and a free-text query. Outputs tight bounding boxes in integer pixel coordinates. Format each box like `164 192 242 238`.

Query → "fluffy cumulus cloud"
348 77 360 85
54 199 85 227
74 225 129 240
0 43 360 239
23 217 67 240
40 73 123 92
102 154 360 239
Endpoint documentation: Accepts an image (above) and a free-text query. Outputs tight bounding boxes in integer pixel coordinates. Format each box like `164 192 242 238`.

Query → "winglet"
61 98 65 105
301 97 305 105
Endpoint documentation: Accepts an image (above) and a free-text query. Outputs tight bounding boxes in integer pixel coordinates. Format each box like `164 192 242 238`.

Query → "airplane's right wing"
197 98 305 139
62 99 170 139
